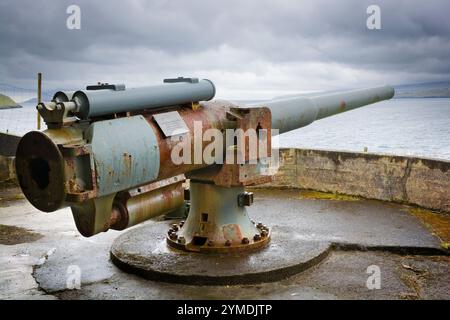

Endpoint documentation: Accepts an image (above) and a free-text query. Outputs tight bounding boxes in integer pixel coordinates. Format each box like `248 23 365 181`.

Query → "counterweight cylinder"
71 79 216 119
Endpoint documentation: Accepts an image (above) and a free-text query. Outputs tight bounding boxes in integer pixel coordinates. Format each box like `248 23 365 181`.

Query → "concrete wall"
0 132 20 182
0 132 20 156
267 148 450 213
0 156 15 182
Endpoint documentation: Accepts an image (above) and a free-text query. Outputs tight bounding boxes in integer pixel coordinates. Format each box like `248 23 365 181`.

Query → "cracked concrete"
400 158 413 202
0 241 57 299
0 186 449 300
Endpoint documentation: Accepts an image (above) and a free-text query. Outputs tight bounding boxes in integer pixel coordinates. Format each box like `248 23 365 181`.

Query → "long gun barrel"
15 79 395 237
259 85 394 133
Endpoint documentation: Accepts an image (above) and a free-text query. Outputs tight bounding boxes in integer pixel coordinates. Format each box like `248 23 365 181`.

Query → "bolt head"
171 224 179 232
253 234 262 241
178 236 186 244
238 191 253 206
261 230 269 237
169 233 178 240
207 240 214 247
179 220 185 227
225 240 232 246
241 237 250 245
257 222 263 229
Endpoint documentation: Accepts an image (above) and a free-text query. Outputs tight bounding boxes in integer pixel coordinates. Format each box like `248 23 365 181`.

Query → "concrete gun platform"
0 184 449 299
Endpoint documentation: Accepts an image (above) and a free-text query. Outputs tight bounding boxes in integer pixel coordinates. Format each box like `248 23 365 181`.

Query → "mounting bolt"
241 237 250 245
261 230 269 238
257 222 263 229
225 240 232 246
170 233 178 241
207 240 214 247
253 234 261 241
179 220 185 228
238 192 254 207
171 224 179 232
168 229 174 236
178 236 186 244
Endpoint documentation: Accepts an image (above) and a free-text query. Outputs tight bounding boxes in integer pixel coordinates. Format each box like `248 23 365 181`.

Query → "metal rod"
37 73 42 130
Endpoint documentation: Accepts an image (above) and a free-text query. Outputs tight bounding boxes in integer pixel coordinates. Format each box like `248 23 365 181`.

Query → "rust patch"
222 224 243 242
122 152 132 175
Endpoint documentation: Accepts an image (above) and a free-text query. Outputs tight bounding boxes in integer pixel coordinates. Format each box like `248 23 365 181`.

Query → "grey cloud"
0 0 449 98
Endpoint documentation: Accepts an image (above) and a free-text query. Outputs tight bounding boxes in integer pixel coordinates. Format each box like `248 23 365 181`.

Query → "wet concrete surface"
253 189 442 250
57 251 450 300
0 224 43 245
110 223 331 285
0 186 449 299
0 182 25 207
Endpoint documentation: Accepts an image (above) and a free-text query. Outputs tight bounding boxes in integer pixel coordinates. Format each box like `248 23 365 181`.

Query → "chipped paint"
85 115 160 197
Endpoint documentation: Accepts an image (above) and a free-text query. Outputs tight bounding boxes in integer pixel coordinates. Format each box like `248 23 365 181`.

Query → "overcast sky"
1 0 449 99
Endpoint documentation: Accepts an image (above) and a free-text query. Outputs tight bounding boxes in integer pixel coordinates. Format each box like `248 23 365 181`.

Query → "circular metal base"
166 220 271 254
110 221 331 285
165 182 272 254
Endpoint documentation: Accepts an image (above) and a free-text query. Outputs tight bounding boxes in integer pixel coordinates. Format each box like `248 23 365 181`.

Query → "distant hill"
21 90 56 105
269 80 450 102
0 93 21 109
393 81 450 98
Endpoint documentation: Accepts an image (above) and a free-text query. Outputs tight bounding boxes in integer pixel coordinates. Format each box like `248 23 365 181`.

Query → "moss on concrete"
297 190 361 201
408 207 450 250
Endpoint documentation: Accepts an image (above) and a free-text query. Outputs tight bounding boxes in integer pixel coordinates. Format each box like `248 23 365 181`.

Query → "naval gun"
15 77 394 254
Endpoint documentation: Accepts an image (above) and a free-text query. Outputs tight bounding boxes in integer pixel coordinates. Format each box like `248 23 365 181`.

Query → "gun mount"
15 78 394 257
